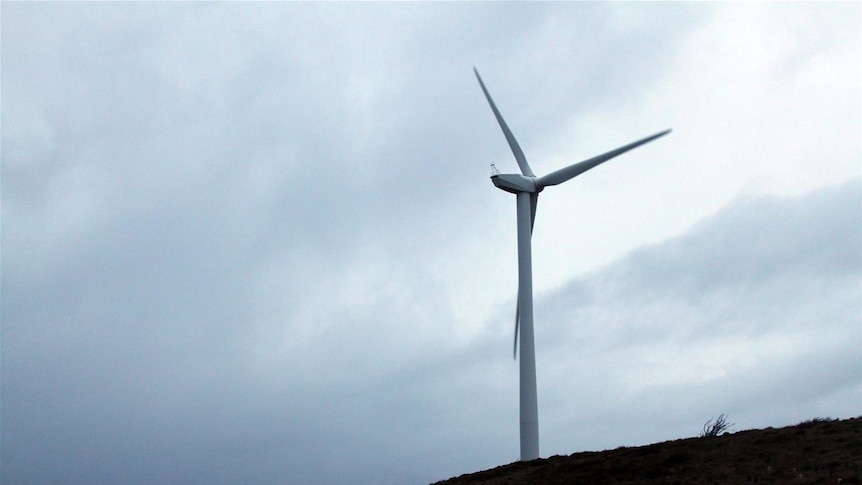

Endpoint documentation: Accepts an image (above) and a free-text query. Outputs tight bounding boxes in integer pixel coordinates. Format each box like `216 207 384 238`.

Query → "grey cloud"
529 178 860 454
3 2 859 484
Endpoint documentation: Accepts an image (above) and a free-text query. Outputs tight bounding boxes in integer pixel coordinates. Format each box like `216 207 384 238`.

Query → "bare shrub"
799 417 834 426
700 414 734 437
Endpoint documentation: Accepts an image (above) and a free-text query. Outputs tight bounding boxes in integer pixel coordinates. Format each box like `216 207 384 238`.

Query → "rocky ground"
433 416 861 484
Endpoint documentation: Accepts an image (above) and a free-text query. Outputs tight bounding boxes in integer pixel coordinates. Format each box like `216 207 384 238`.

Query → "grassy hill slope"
433 416 861 484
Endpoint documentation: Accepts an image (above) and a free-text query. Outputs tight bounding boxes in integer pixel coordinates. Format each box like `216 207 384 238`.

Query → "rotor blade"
473 68 535 177
537 129 671 188
513 298 520 360
513 192 539 359
530 192 538 235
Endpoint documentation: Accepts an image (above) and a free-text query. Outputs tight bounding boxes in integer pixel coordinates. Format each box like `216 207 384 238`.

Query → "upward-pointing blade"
474 68 535 177
537 129 671 188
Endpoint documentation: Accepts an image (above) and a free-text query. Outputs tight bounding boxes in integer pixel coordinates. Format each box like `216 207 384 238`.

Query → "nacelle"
491 173 540 194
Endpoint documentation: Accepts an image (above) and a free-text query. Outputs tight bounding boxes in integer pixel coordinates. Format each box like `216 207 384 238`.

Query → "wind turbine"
474 68 670 461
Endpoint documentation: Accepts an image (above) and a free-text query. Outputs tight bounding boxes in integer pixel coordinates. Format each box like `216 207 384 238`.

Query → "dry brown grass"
433 416 861 485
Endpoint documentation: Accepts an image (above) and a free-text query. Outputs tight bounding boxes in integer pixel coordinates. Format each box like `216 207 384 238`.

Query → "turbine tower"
474 68 670 461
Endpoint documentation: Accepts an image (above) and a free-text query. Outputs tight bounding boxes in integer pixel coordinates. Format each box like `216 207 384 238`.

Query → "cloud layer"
2 2 860 484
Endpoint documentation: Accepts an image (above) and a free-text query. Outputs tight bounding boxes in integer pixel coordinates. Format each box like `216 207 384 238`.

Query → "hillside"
433 417 861 484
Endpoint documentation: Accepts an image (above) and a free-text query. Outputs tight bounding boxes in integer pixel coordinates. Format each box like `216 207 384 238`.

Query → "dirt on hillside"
432 417 861 485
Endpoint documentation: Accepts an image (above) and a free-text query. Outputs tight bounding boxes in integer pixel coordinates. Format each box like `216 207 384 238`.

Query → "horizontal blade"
474 68 535 177
537 129 671 188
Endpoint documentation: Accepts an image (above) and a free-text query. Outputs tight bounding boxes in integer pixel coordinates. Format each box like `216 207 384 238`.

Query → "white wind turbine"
474 68 670 461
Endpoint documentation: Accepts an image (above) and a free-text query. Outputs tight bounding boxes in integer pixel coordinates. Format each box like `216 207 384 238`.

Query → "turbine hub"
491 173 541 194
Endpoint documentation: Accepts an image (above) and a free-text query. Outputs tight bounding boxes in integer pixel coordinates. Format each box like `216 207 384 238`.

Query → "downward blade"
473 68 535 177
530 193 538 234
537 129 671 188
514 299 520 360
513 193 538 360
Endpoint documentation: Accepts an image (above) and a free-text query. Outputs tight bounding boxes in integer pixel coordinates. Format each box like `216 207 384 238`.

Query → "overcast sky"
2 2 860 484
